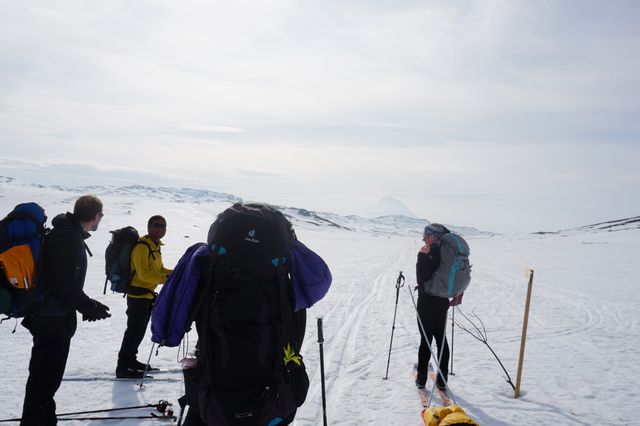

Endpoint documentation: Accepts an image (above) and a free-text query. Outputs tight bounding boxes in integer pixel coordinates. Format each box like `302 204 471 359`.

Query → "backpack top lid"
439 232 470 256
1 203 47 251
6 202 47 225
207 202 295 264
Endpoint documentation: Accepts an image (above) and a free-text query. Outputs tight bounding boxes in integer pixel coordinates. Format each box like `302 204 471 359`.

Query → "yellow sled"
422 404 479 426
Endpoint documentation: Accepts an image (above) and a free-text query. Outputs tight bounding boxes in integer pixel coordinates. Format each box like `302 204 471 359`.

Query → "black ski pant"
21 313 77 426
416 293 450 388
117 296 153 368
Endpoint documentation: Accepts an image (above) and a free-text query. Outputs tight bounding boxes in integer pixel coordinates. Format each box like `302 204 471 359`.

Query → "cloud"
1 1 639 232
178 125 244 133
236 168 289 178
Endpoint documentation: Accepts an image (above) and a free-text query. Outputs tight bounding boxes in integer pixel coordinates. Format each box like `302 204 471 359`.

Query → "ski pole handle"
396 271 405 289
317 317 324 343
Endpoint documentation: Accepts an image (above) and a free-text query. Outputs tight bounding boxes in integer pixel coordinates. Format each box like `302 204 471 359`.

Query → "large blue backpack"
0 203 48 319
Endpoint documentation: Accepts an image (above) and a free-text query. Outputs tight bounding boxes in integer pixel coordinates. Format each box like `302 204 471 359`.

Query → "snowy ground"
1 182 639 425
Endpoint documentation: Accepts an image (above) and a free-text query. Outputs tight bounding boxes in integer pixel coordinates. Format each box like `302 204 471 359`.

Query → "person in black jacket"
415 223 461 392
20 195 111 426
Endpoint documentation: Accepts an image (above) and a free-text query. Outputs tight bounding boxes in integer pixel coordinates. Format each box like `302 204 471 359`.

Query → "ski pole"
0 401 172 423
139 342 157 388
450 307 455 376
57 412 176 421
427 312 451 404
57 400 170 417
407 286 457 406
317 317 328 426
383 271 405 380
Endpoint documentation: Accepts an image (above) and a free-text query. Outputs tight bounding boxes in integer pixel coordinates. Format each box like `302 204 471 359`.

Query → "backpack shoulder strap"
125 240 157 297
135 239 156 260
192 249 219 382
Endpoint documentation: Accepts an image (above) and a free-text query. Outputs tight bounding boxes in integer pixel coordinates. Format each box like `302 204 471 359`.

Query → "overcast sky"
1 0 639 233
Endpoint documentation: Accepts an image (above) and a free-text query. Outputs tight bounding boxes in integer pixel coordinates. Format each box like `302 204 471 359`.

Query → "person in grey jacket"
20 195 110 426
415 223 462 392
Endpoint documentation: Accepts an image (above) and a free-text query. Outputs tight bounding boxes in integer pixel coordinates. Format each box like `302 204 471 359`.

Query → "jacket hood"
51 212 91 239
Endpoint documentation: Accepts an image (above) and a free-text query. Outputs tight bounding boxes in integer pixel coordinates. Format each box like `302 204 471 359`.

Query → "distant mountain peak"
363 197 417 218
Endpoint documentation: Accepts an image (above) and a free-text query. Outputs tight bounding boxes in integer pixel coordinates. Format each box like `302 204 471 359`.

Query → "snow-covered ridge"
573 215 640 232
44 184 242 204
532 215 640 236
0 176 241 204
2 176 490 237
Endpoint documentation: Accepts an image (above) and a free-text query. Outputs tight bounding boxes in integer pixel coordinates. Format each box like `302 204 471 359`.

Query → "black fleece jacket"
416 244 441 294
36 212 94 316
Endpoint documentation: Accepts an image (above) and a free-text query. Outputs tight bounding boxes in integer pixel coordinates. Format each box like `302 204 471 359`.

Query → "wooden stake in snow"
515 269 534 398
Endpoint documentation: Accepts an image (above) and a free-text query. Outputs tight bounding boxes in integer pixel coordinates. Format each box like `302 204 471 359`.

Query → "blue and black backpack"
103 226 154 296
0 202 48 321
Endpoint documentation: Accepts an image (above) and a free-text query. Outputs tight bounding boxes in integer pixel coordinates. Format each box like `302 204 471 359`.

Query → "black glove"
80 299 111 322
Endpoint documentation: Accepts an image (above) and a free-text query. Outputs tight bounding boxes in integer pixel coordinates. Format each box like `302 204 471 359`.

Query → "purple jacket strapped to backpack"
150 239 332 347
290 240 332 312
151 242 209 347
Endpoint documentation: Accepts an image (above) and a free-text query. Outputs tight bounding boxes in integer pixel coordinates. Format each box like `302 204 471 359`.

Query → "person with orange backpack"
20 195 111 426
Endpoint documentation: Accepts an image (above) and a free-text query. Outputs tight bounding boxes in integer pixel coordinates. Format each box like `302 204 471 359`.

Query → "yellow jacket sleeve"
129 237 171 298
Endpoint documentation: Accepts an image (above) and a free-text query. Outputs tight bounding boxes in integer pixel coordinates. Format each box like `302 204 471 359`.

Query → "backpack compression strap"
275 260 302 379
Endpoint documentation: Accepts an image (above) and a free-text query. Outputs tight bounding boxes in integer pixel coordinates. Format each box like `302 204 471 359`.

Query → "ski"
143 367 183 374
57 413 177 421
428 370 452 406
54 400 172 417
417 387 429 408
411 364 430 407
0 401 174 423
62 376 180 383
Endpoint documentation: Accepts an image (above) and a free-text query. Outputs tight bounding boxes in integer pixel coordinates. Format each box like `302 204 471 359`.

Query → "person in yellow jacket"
116 215 173 378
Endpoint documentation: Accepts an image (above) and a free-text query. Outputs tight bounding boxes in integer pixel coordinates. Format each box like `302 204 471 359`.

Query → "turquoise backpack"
423 233 471 298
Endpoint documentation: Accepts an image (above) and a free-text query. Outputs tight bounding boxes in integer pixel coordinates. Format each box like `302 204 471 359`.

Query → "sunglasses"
151 223 167 229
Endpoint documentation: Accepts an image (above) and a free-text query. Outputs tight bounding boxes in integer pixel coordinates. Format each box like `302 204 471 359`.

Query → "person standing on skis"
414 223 463 392
116 215 172 378
21 195 110 425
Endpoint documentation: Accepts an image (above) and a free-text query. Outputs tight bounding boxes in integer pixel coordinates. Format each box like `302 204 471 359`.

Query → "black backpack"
186 202 308 426
0 203 48 320
103 226 154 295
